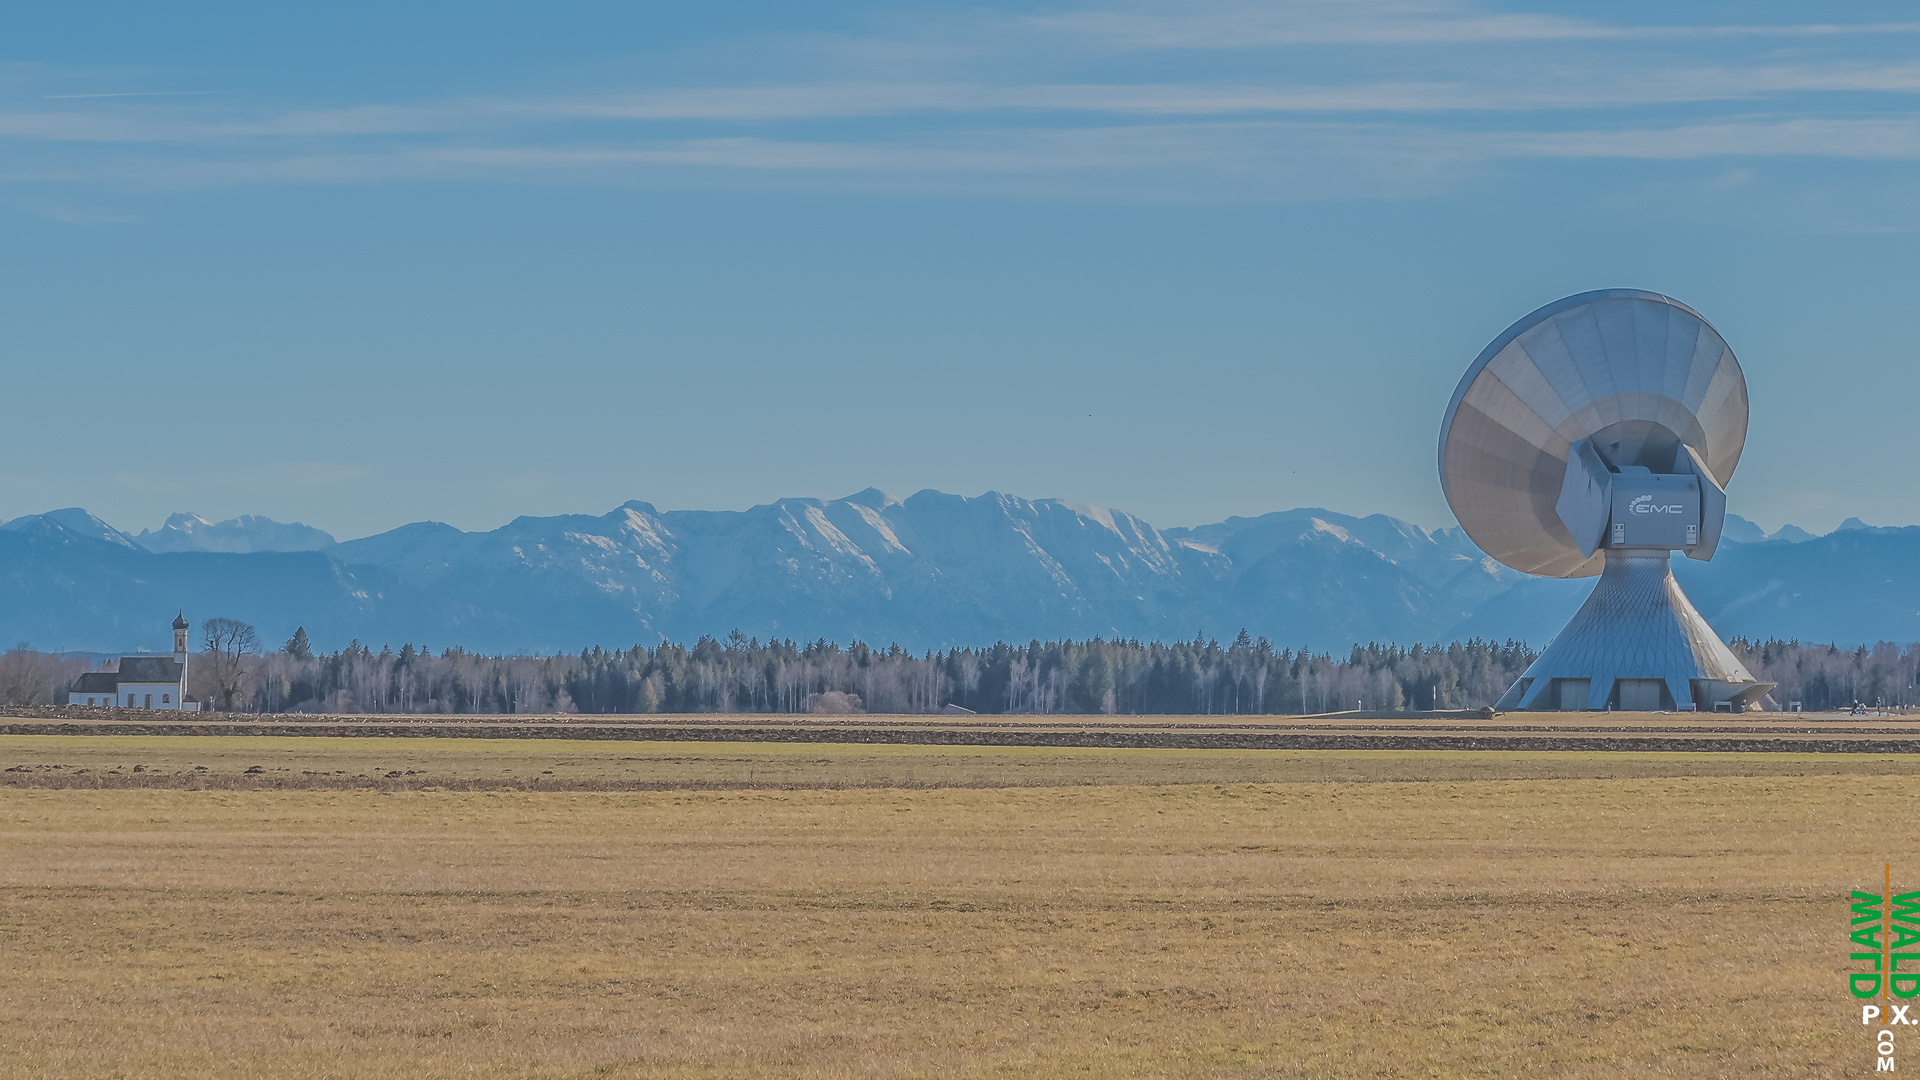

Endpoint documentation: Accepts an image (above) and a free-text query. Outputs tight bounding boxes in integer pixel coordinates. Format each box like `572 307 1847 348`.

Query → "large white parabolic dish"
1438 289 1750 578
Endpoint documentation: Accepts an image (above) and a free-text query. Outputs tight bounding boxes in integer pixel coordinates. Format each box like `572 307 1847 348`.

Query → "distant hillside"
0 494 1912 654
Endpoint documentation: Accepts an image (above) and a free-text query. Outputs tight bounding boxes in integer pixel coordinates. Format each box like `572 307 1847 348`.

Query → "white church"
68 613 202 710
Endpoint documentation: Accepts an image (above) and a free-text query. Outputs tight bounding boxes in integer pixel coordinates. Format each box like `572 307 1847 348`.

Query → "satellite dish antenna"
1438 289 1774 713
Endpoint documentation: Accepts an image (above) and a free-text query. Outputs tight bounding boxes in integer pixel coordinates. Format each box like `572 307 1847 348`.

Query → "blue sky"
2 1 1916 539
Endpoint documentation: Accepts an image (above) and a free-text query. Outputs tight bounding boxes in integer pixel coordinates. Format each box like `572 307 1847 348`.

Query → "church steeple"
172 612 189 667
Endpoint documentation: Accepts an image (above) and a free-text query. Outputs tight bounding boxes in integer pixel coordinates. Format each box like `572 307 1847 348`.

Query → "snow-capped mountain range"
134 512 337 555
0 492 1910 654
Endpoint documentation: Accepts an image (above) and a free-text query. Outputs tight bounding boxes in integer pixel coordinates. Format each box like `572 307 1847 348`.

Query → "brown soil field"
0 733 1907 1078
6 732 1920 790
7 706 1920 755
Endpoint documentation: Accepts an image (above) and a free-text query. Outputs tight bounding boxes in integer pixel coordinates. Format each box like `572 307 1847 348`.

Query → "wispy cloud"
1496 115 1920 160
1018 2 1920 50
20 112 1914 207
10 58 1920 143
5 1 1919 202
42 90 225 100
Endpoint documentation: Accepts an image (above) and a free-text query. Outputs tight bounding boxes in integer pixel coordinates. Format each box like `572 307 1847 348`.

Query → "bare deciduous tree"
200 618 260 711
806 690 864 715
506 657 548 713
0 643 54 706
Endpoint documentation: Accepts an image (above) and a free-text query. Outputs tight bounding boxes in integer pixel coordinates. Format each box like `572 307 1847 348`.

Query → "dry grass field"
1 732 1912 1078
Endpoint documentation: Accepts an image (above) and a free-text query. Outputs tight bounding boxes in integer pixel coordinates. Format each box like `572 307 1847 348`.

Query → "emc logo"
1629 494 1685 515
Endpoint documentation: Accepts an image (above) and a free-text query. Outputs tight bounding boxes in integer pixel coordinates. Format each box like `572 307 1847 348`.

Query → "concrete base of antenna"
1495 551 1775 712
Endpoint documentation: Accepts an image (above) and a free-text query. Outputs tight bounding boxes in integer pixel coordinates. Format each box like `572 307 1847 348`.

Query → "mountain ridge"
0 495 1911 655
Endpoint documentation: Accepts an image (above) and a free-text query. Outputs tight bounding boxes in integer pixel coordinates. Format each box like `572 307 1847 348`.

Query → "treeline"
1732 639 1920 712
16 629 1534 714
0 648 94 709
9 631 1913 714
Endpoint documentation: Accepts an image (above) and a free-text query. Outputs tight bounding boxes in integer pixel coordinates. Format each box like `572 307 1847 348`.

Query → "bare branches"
0 644 90 706
200 617 260 712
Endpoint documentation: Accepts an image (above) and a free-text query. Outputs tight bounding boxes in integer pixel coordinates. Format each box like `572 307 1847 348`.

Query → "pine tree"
284 626 314 661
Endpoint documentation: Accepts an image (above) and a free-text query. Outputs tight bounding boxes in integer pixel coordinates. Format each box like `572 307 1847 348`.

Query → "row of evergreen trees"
250 632 1920 715
1734 639 1920 712
250 630 1537 715
15 629 1910 714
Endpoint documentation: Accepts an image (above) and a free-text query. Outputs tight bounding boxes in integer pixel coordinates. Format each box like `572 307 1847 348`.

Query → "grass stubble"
0 734 1909 1078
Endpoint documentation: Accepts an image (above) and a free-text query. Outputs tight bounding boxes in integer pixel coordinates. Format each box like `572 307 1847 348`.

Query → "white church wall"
116 682 186 710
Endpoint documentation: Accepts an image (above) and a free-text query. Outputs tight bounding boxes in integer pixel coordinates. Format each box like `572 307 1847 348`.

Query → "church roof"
71 671 118 693
173 612 190 630
117 656 185 684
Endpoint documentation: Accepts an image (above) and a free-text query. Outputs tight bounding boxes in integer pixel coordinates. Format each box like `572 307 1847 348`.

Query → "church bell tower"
173 612 189 670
